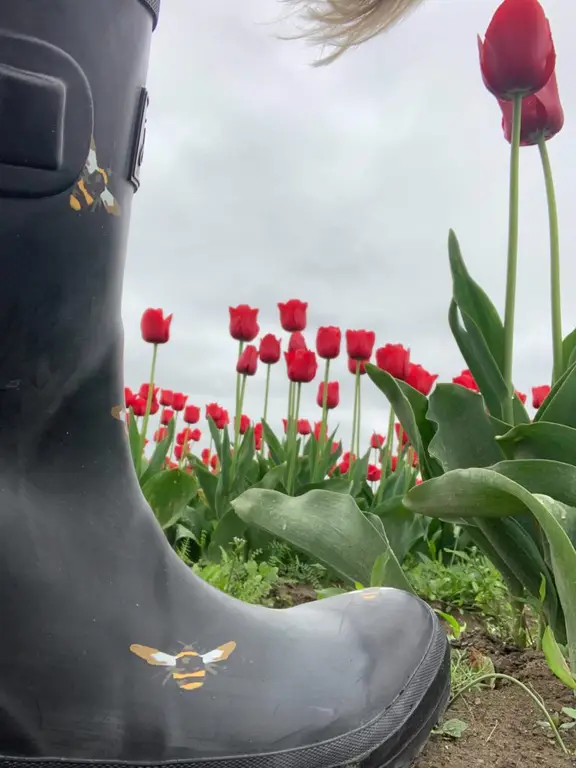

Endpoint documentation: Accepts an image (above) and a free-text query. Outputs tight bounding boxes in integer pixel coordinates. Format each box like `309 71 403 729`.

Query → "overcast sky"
122 0 575 453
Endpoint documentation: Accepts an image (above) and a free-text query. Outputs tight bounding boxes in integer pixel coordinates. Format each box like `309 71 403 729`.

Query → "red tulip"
371 433 385 449
285 349 318 383
452 369 479 392
282 418 288 434
176 429 190 446
298 419 312 436
516 390 527 404
348 358 367 375
160 389 173 407
259 334 281 364
405 363 438 395
141 308 173 344
149 398 160 416
190 428 202 441
316 326 341 360
184 404 201 424
131 397 147 417
210 454 218 471
313 421 323 440
139 383 159 401
394 422 409 446
390 455 398 472
201 448 211 465
125 387 136 409
346 329 376 361
206 402 229 429
339 452 356 475
478 0 556 100
375 343 410 380
172 392 188 412
532 384 551 409
174 444 184 461
236 344 259 376
316 381 340 409
288 331 307 352
153 426 168 442
229 305 259 342
161 408 174 425
367 464 382 483
254 422 263 450
278 299 308 332
239 414 251 434
499 71 564 146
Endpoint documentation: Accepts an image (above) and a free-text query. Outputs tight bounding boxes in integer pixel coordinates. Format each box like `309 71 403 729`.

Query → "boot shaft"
0 0 157 457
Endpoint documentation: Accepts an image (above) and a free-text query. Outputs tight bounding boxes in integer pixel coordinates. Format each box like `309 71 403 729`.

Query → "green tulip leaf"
371 495 427 563
491 460 576 507
534 362 576 429
496 422 576 466
427 383 505 470
448 229 505 372
366 364 440 479
233 488 411 590
140 416 176 486
542 626 576 691
405 468 576 664
561 329 576 376
448 300 506 419
142 468 197 530
261 419 285 465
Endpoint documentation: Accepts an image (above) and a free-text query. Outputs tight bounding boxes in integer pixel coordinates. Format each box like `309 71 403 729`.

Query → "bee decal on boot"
129 641 236 691
69 137 121 216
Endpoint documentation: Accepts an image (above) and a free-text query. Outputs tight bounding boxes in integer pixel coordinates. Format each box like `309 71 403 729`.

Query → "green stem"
450 673 568 754
319 359 331 445
356 373 362 458
261 363 272 455
287 383 302 494
138 343 158 474
315 359 331 482
170 413 179 458
178 427 190 469
348 366 360 475
232 341 245 462
502 93 523 425
382 407 396 475
537 136 563 383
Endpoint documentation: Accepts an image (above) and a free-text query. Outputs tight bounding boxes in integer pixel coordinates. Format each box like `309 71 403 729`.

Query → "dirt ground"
415 625 576 768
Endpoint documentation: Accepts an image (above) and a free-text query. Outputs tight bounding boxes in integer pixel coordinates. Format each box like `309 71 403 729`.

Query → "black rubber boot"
0 2 450 766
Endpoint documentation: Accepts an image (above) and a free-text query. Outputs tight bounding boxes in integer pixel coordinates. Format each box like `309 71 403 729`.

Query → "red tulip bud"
140 308 172 344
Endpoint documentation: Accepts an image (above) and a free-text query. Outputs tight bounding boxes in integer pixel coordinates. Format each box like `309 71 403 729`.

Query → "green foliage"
192 539 279 605
406 549 514 633
364 230 576 659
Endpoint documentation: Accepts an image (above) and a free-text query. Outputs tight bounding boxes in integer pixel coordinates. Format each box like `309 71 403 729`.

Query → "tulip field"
122 0 576 765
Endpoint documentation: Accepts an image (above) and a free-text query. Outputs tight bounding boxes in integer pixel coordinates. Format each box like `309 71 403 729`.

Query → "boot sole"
0 615 450 768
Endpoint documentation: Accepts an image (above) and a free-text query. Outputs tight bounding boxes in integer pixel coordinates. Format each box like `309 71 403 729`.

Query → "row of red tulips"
126 300 552 484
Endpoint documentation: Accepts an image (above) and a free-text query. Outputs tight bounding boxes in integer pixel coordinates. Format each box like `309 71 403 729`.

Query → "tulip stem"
261 364 272 456
287 383 302 494
138 343 158 475
356 373 362 458
316 359 331 481
349 366 361 476
537 135 563 383
375 407 395 507
502 92 523 425
233 341 245 463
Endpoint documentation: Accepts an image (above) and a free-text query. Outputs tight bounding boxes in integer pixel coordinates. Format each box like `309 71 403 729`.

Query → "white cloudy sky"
122 0 576 452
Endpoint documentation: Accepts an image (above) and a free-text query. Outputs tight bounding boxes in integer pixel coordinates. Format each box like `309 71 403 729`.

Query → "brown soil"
415 624 576 768
271 582 318 607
